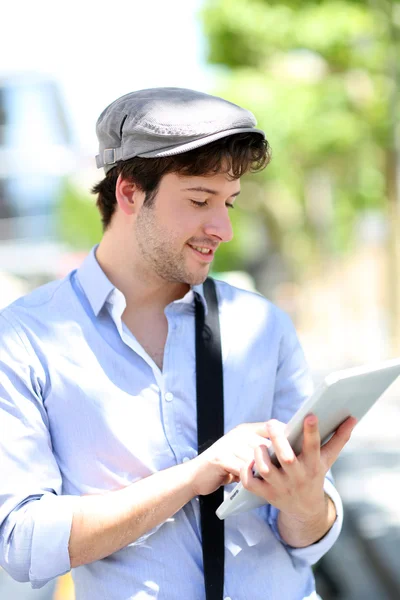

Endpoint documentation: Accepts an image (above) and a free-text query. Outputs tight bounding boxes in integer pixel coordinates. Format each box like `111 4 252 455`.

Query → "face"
133 171 239 286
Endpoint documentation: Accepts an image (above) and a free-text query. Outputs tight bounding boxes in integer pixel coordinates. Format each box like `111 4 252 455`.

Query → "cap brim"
136 127 265 158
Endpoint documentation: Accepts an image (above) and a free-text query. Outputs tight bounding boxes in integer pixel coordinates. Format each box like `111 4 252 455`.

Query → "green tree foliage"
57 180 102 250
201 0 400 275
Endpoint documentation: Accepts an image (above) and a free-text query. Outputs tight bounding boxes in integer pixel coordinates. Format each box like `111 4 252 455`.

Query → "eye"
190 199 208 208
189 199 235 209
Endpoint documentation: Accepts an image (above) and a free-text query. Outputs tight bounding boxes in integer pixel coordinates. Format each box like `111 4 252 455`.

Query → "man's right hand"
68 422 271 568
187 422 271 496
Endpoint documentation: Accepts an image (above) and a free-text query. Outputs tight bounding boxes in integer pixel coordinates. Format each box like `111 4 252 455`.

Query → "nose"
203 207 234 243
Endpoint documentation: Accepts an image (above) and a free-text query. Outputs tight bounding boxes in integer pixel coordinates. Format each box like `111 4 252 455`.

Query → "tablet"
216 357 400 520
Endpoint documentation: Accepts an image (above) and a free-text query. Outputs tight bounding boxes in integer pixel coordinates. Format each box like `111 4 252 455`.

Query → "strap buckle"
103 148 117 165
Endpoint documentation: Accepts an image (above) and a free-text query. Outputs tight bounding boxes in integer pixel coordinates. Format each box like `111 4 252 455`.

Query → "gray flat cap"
95 87 265 173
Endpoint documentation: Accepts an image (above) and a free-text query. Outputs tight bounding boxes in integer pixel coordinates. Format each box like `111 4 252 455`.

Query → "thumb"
222 473 240 485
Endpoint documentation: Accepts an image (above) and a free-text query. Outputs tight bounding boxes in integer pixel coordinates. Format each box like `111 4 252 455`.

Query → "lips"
187 244 215 263
190 245 212 255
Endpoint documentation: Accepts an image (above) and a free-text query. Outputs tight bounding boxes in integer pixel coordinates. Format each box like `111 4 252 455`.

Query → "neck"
96 232 190 313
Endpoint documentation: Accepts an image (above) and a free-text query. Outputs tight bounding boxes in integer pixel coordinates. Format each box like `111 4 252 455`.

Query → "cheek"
157 200 203 239
172 210 203 235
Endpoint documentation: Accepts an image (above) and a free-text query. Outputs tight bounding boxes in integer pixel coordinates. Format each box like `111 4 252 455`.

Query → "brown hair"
92 132 271 229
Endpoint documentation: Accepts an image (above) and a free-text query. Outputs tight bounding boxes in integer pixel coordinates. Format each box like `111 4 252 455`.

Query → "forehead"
162 171 241 196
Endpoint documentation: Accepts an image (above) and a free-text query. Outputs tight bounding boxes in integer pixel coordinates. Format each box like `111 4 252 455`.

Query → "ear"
115 174 142 216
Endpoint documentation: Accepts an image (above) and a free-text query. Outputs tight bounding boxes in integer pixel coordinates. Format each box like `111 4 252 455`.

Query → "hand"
240 414 357 520
187 422 272 496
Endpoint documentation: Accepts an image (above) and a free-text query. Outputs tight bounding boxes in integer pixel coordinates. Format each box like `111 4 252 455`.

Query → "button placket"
164 305 196 468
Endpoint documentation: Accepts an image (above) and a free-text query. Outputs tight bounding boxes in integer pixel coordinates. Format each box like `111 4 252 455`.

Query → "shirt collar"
77 246 115 317
77 246 208 317
183 284 208 314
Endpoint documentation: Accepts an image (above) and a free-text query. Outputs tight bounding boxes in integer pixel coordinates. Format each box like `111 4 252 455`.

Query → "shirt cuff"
29 493 78 588
267 477 343 565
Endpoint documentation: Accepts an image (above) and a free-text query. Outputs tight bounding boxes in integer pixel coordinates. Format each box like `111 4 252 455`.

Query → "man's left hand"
240 414 357 546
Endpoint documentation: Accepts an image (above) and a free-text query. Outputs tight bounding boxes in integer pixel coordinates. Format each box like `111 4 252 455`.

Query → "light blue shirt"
0 247 342 600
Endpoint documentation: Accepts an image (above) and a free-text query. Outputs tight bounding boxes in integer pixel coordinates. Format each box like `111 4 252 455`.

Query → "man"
0 88 355 599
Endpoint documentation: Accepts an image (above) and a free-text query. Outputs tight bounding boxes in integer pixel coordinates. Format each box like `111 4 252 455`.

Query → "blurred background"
0 0 399 598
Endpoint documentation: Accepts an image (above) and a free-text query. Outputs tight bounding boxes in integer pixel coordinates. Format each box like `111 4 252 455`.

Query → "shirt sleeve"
0 312 77 588
267 310 343 564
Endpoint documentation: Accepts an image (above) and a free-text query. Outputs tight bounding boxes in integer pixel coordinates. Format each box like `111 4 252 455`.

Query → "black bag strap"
194 277 224 600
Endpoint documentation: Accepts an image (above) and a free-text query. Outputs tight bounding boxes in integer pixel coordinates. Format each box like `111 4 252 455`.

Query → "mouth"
187 244 215 263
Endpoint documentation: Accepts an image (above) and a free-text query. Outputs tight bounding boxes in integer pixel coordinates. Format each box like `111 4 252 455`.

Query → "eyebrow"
183 186 241 198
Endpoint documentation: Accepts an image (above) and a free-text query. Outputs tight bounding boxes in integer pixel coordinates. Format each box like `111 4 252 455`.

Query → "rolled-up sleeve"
0 312 75 588
267 311 343 564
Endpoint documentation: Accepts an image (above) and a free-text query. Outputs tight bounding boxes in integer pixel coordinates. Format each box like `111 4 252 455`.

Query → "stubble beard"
135 207 210 286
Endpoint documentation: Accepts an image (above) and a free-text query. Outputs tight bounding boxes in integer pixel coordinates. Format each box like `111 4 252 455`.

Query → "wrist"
277 493 337 548
179 456 200 498
289 492 331 523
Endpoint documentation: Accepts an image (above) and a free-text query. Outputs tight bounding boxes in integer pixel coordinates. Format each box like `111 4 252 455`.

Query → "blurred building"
0 73 76 276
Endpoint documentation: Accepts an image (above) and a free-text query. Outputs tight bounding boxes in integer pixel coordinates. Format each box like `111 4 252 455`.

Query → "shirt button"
224 597 232 600
165 392 174 402
182 456 191 463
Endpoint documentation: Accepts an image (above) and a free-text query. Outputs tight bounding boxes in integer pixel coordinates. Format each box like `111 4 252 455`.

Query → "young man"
0 88 355 599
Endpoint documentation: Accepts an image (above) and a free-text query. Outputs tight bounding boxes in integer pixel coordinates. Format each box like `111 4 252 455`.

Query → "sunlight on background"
0 0 210 151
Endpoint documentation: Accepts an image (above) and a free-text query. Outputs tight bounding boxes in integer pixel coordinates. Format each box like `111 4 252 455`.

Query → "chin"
183 269 209 287
193 274 209 286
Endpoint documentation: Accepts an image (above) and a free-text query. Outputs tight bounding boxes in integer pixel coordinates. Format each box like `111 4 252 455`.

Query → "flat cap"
95 87 265 173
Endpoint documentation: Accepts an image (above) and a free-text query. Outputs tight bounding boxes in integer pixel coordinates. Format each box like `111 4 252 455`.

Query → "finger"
240 458 272 498
301 414 321 470
267 419 298 472
249 435 272 450
244 421 278 439
220 454 246 478
253 444 280 482
249 422 270 438
234 446 259 465
232 433 272 467
222 472 241 485
321 416 357 469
